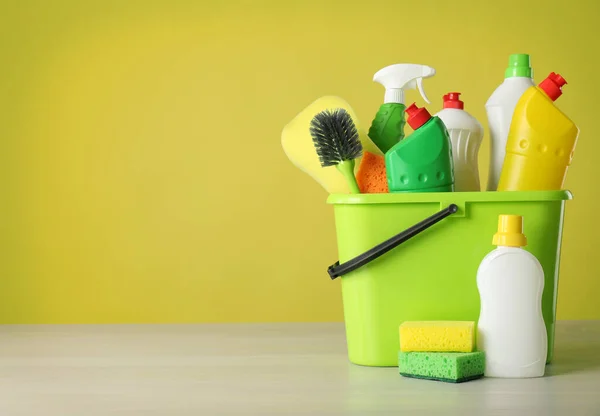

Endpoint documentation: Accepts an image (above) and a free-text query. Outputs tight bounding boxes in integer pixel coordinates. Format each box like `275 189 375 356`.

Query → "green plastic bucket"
327 190 572 367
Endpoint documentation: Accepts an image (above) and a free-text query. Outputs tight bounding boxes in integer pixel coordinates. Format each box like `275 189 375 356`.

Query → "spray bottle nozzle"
373 64 436 104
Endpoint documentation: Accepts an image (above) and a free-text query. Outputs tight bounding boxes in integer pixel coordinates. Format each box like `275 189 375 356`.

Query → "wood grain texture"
0 321 598 415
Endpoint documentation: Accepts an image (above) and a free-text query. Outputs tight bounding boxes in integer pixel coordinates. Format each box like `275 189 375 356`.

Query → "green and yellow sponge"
399 351 485 383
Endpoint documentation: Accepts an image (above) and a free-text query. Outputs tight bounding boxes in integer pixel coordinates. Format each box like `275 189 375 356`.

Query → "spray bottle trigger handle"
416 77 430 104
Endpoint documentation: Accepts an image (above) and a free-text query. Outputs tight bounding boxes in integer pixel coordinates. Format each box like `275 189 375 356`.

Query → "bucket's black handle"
328 204 458 280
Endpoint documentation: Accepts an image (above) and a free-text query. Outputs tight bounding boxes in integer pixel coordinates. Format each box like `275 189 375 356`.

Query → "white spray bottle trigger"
404 78 431 104
416 77 430 104
373 64 436 104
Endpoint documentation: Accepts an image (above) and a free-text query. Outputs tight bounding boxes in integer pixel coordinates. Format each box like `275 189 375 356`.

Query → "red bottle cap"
443 92 464 109
405 103 432 130
538 72 567 101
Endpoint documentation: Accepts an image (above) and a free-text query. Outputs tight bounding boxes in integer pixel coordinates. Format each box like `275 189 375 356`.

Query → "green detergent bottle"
368 64 436 153
385 103 454 193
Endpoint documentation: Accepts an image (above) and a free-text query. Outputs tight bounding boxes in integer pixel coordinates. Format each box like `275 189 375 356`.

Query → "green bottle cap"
504 54 533 78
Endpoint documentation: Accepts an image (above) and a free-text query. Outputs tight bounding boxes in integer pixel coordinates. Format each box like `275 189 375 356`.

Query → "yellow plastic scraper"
282 96 381 194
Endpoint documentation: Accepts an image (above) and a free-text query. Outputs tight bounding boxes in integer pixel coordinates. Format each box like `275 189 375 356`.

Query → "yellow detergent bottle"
497 72 579 191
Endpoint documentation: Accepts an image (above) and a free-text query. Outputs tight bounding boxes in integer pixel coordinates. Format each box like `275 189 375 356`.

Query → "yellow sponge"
399 321 475 352
281 96 381 194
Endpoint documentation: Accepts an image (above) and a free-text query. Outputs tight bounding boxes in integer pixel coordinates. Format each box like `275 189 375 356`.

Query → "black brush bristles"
309 108 363 168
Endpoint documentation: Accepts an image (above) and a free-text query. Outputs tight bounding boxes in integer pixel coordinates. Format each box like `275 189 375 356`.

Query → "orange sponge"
356 151 389 193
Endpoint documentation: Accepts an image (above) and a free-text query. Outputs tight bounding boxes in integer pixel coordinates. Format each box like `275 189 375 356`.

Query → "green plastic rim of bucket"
327 190 572 367
327 190 572 205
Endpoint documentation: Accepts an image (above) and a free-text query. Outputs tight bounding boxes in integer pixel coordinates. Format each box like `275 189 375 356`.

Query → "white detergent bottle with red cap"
486 54 535 191
477 214 547 378
434 92 483 192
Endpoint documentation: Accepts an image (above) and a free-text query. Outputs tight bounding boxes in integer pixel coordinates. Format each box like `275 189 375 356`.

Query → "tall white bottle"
477 215 547 378
435 92 483 192
486 54 534 191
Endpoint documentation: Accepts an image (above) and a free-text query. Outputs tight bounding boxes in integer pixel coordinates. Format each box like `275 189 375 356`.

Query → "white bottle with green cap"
486 54 534 191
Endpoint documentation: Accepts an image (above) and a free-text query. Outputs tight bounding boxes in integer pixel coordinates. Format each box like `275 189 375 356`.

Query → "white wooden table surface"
0 321 598 415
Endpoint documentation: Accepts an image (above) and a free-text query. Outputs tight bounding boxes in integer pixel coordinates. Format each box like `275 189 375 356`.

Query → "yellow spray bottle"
497 72 579 191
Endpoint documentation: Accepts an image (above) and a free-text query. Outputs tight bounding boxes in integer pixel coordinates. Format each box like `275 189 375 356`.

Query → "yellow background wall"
1 0 598 323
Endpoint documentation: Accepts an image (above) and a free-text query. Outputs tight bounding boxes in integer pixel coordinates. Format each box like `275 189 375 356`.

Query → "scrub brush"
309 108 363 194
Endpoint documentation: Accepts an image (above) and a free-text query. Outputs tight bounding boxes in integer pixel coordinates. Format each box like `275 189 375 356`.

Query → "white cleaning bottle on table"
486 54 534 191
477 215 547 378
434 92 483 192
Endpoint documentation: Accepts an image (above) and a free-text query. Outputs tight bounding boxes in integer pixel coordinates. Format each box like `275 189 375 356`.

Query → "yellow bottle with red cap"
497 73 580 191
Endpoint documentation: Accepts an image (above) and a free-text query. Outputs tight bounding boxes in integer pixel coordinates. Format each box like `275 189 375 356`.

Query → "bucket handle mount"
327 204 458 280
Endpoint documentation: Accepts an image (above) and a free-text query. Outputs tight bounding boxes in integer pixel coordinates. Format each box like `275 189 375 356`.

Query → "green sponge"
398 351 485 383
